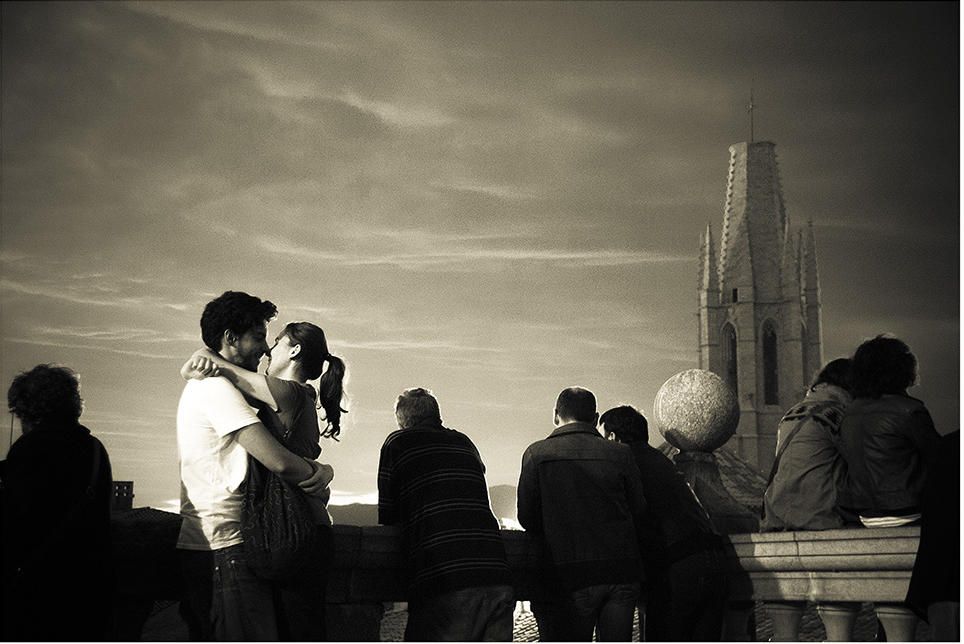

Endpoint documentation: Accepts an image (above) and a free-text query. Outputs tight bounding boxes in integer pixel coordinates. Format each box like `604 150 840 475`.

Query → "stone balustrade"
112 510 921 641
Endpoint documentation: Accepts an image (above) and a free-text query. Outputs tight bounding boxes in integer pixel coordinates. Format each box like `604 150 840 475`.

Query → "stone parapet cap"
727 526 919 571
111 513 920 606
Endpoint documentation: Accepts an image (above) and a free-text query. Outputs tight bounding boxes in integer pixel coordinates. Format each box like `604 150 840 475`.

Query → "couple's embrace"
175 290 346 641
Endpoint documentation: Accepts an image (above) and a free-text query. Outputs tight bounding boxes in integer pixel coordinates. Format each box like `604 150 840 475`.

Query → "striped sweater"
377 422 510 598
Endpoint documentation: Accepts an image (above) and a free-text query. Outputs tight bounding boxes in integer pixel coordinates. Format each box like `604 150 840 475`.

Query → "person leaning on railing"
838 334 942 641
758 358 856 641
600 405 728 642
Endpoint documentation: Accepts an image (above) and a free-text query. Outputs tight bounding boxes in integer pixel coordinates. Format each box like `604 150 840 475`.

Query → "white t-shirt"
176 378 261 551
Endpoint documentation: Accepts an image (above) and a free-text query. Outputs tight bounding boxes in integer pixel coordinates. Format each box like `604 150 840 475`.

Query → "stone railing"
723 526 921 641
112 511 921 641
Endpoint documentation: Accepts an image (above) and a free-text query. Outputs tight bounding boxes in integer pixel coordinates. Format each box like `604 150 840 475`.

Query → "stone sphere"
652 369 739 452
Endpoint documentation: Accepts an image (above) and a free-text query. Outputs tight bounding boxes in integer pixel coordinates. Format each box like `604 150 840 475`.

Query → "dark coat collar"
547 421 601 439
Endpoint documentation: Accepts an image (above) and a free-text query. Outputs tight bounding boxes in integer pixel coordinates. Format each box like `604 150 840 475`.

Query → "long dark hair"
283 321 347 439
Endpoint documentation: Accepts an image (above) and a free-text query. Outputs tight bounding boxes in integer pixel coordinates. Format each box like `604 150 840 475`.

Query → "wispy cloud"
335 91 454 129
337 338 501 353
255 236 690 270
124 2 342 51
34 325 195 343
1 278 192 311
5 337 182 361
429 179 540 201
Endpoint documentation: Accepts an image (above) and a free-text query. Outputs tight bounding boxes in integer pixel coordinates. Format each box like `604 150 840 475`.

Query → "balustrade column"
817 602 859 641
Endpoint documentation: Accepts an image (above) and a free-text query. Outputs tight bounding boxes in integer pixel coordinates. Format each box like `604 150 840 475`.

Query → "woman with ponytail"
180 320 347 641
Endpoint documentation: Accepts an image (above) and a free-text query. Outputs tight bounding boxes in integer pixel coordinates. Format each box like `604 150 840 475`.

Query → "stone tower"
697 141 823 473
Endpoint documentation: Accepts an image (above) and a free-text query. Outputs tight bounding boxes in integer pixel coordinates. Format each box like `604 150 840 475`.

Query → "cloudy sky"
1 2 958 509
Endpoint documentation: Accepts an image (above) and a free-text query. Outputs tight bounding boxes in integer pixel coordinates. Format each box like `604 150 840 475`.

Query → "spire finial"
747 85 755 143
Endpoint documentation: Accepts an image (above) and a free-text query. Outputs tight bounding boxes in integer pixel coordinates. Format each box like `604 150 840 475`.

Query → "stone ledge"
111 513 920 607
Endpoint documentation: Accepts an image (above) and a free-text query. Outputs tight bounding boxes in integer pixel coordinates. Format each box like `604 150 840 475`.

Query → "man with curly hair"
176 290 333 641
3 364 114 641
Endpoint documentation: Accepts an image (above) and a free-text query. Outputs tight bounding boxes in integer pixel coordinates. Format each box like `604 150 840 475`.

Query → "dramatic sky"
1 2 958 510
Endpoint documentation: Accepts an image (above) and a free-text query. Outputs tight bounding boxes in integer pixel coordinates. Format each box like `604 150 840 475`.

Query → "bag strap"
16 437 103 575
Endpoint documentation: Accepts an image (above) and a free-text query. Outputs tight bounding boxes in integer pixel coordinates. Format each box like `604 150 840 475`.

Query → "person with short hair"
377 387 513 641
518 387 647 641
599 404 728 641
838 336 940 527
176 291 332 641
837 336 942 642
3 364 114 641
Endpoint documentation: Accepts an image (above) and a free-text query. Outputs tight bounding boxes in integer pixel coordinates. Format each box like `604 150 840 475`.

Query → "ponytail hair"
282 321 348 439
317 353 346 440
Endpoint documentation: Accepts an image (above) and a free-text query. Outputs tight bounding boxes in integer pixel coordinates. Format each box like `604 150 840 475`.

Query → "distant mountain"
488 485 518 522
327 485 518 526
328 503 378 526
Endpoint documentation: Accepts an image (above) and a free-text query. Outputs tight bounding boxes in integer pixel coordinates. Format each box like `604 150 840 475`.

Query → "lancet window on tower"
722 323 738 395
762 320 779 405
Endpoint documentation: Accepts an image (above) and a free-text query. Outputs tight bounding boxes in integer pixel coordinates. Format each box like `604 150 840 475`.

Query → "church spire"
718 141 786 299
699 222 718 292
780 226 800 304
802 219 820 295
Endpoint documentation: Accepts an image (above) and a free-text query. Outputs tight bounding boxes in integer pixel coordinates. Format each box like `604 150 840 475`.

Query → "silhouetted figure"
600 405 727 641
838 335 941 640
906 431 959 640
762 358 853 531
838 336 939 527
518 387 646 642
2 364 114 641
378 388 513 641
760 358 857 640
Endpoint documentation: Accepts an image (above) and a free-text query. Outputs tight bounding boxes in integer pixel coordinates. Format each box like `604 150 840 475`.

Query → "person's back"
3 365 114 641
518 388 646 642
762 359 853 532
600 404 726 642
836 336 941 641
629 442 719 554
837 337 940 525
378 388 512 641
520 429 644 587
838 393 938 520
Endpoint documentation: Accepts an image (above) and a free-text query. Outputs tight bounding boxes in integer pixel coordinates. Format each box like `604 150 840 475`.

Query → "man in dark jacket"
2 364 114 641
600 405 728 641
518 387 647 641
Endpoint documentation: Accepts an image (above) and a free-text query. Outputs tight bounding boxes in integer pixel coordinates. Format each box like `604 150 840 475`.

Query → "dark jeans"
644 548 729 641
179 545 279 641
405 584 515 641
274 526 333 641
533 582 640 642
179 527 333 642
